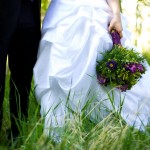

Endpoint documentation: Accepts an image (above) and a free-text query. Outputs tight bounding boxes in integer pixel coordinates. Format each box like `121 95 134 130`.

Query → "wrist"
112 12 120 17
113 13 121 20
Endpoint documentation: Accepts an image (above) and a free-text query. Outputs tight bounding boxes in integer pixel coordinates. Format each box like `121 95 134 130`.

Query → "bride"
34 0 150 138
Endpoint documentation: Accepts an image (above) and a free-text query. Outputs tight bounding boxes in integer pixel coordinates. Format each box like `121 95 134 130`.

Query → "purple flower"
97 75 107 85
124 64 130 70
124 63 137 73
117 84 128 92
107 60 117 70
136 63 144 72
129 64 137 73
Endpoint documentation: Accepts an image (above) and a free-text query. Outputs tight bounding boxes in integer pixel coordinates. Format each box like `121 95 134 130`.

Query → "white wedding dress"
34 0 150 135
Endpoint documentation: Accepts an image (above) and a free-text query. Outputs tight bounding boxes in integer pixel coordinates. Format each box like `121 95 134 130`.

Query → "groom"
0 0 41 139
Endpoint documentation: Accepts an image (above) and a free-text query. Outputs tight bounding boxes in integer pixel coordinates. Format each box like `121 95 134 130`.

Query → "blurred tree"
138 0 150 6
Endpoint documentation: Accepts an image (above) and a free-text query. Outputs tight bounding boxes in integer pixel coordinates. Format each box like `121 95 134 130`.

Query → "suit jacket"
0 0 41 50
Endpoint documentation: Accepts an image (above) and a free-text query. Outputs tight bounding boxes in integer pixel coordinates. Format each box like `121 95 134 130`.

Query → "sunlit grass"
1 57 150 149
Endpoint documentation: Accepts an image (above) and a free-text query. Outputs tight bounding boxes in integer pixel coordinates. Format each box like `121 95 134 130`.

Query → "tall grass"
0 52 150 149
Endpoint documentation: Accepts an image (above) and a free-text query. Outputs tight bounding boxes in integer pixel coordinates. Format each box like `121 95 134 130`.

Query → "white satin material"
34 0 150 134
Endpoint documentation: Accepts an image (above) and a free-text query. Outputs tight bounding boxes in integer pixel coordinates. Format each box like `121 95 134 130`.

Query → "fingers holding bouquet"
108 14 123 38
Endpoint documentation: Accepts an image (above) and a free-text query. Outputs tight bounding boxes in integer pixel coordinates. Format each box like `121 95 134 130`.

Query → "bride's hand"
108 14 123 38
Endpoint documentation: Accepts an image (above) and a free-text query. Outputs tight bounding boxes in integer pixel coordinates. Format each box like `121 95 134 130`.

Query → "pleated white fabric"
34 0 150 134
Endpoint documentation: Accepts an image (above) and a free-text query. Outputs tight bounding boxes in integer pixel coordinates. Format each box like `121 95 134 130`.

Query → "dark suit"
0 0 41 137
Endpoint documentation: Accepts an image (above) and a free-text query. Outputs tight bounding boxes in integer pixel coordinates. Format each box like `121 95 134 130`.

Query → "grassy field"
0 52 150 150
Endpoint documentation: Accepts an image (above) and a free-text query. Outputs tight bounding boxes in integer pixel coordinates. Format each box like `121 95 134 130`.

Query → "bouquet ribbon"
110 29 122 46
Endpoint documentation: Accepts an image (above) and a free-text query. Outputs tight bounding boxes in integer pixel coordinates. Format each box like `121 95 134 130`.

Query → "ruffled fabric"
34 0 150 133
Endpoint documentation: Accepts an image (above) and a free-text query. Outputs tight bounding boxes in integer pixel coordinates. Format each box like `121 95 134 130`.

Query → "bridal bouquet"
96 30 146 92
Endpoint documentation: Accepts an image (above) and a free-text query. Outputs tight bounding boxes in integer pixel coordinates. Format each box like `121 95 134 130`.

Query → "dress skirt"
34 0 150 134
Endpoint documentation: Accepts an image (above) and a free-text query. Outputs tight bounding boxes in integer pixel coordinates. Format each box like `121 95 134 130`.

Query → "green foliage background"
41 0 50 19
